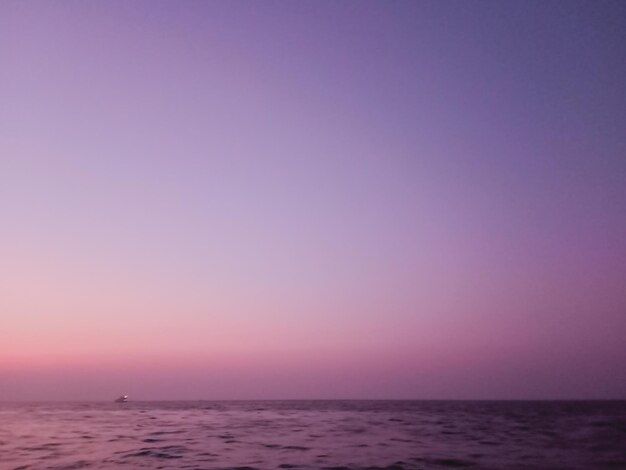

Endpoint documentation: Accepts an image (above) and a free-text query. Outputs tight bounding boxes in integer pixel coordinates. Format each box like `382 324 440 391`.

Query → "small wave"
123 448 183 459
149 429 185 435
50 461 91 470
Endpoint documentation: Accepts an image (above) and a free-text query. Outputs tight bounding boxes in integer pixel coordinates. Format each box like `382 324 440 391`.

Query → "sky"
1 0 625 401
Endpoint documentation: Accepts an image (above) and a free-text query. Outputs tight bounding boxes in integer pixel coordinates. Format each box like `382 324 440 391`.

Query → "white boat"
114 395 128 403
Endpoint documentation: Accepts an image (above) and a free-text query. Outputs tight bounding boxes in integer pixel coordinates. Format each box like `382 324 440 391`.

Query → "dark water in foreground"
1 401 625 470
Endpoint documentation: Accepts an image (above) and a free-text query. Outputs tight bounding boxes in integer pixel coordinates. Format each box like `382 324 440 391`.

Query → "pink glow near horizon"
1 1 625 400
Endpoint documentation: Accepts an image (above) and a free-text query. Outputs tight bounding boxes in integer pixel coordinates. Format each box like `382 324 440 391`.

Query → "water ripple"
0 401 625 470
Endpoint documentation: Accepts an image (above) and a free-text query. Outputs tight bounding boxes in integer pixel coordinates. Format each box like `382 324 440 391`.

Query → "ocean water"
1 401 625 470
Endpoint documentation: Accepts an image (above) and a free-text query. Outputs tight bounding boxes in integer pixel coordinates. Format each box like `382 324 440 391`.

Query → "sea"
1 400 625 470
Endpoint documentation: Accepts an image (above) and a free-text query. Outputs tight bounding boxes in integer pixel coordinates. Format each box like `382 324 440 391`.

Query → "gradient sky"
1 0 625 400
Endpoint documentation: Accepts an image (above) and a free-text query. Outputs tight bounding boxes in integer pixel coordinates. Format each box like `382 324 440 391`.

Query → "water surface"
1 400 625 470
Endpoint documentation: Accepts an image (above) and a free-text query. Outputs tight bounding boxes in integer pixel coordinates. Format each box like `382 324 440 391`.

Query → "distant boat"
114 395 128 403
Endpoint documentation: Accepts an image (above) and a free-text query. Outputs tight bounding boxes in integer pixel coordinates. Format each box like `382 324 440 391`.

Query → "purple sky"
1 1 625 400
